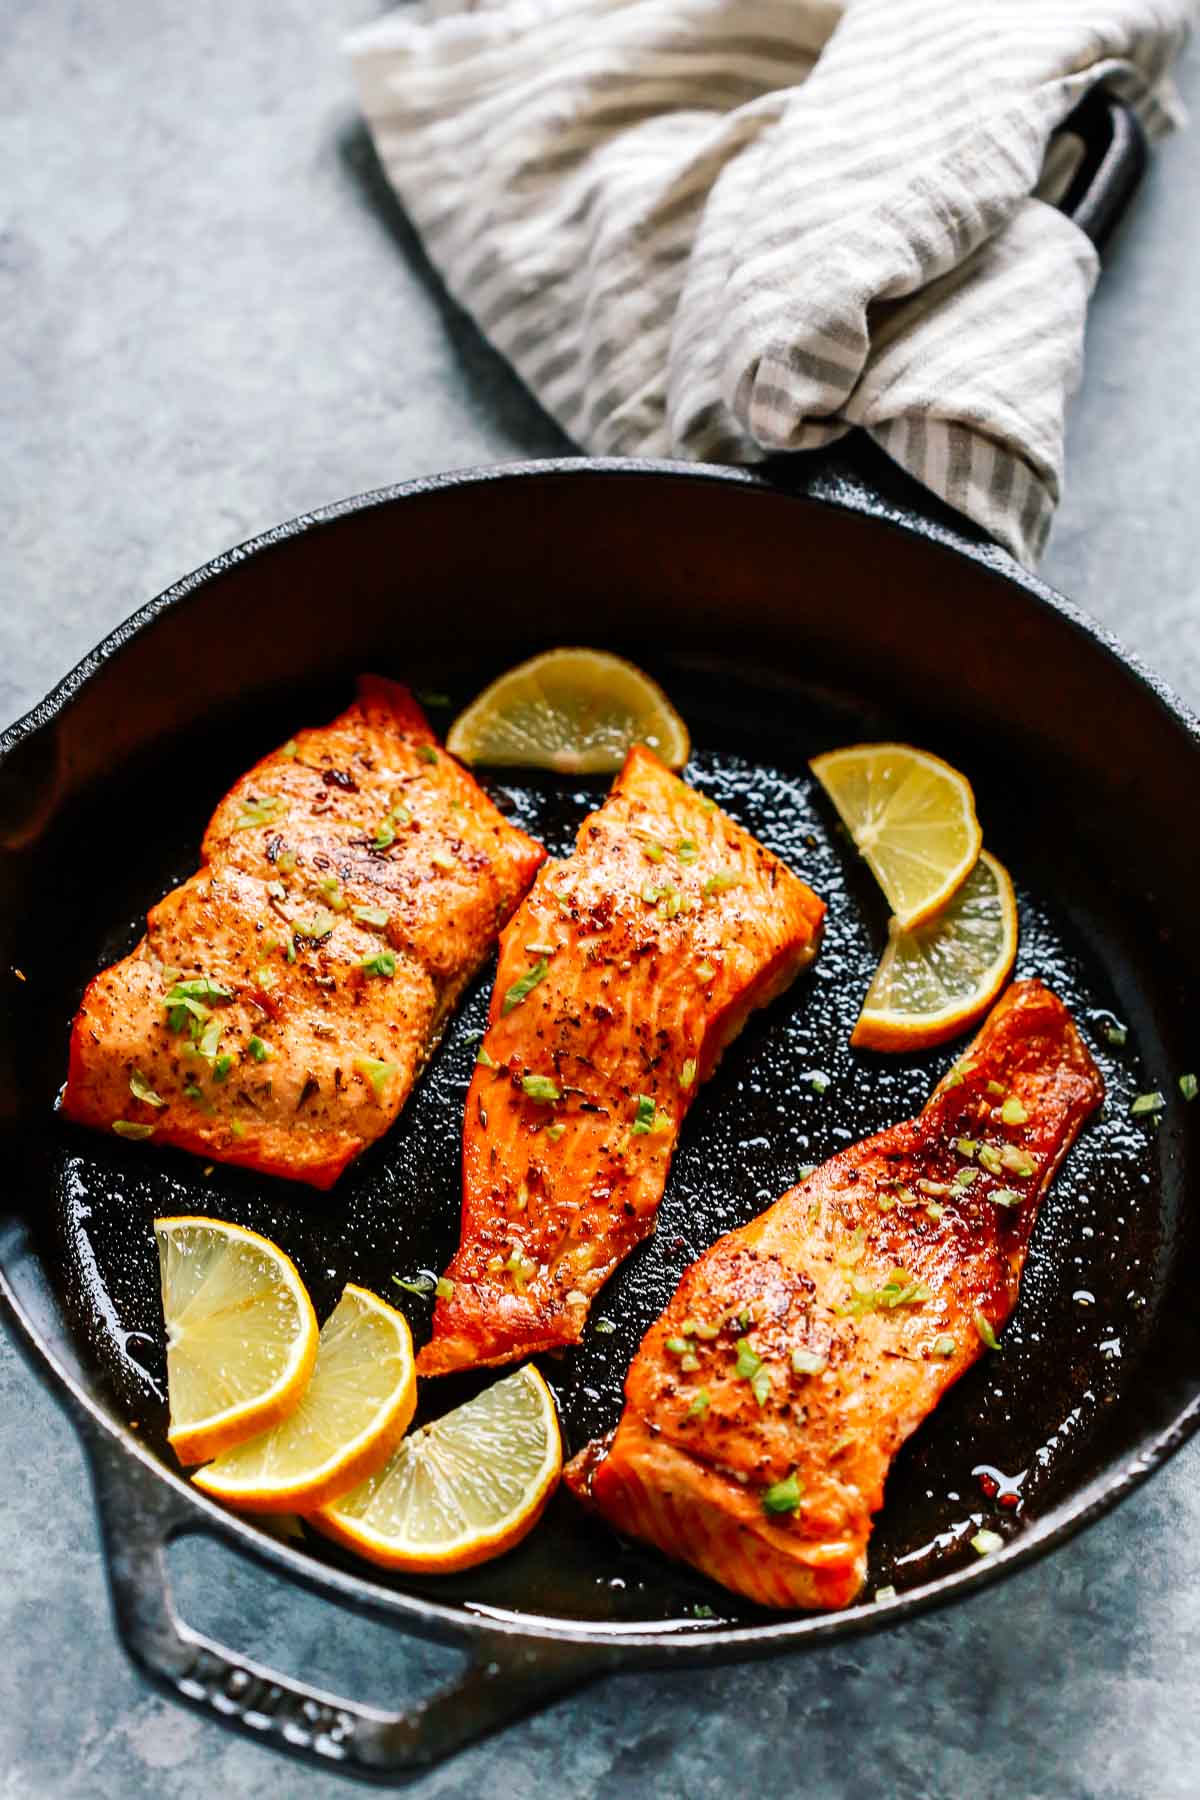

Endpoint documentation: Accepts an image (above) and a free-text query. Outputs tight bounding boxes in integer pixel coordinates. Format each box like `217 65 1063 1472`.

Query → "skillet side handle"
1057 86 1148 252
81 1427 603 1778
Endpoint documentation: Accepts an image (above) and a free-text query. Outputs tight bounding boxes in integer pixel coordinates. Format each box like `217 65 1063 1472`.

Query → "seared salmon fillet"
565 980 1103 1610
419 745 825 1375
63 677 545 1188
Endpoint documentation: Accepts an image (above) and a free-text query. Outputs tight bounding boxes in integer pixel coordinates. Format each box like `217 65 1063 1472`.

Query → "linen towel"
348 0 1191 563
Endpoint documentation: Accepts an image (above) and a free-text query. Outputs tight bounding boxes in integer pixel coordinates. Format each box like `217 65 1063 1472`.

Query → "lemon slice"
192 1285 416 1513
852 851 1018 1052
810 742 982 929
446 647 689 774
311 1365 561 1573
155 1216 318 1467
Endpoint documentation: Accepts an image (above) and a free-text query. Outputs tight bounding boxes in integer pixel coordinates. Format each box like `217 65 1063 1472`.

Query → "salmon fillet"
418 745 826 1375
565 980 1104 1611
63 677 545 1189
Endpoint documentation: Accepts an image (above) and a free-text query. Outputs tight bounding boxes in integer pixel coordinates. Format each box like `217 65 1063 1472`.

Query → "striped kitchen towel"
348 0 1192 563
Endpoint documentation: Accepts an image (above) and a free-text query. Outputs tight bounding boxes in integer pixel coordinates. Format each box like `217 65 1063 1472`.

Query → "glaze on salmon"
63 678 545 1188
418 745 825 1375
565 981 1103 1610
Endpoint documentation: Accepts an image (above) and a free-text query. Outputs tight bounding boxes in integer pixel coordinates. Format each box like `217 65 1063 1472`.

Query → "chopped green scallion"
234 795 288 830
297 910 337 940
522 1074 560 1104
593 1318 617 1335
1103 1021 1128 1047
695 961 715 982
703 872 742 898
956 1138 978 1158
973 1309 1000 1351
416 744 438 764
112 1120 155 1140
1000 1097 1028 1125
761 1474 802 1515
430 849 456 872
632 1094 657 1135
392 1272 437 1296
790 1347 827 1376
476 1046 496 1069
1131 1091 1166 1117
353 905 390 928
977 1144 1004 1175
986 1080 1007 1098
971 1529 1004 1557
212 1054 235 1083
128 1070 166 1109
167 977 233 1004
680 1058 698 1090
1181 1073 1198 1102
354 1056 398 1099
248 1036 270 1063
372 820 396 851
546 1123 566 1144
933 1335 956 1358
677 838 699 863
686 1388 710 1419
987 1188 1023 1210
502 957 549 1015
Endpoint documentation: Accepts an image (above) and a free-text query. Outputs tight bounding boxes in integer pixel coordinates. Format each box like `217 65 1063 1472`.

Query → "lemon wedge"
446 647 689 774
156 1216 318 1467
852 851 1018 1051
192 1285 416 1513
311 1365 561 1573
810 741 982 929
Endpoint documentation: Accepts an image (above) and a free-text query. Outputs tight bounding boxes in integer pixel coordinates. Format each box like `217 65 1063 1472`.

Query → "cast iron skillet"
5 93 1198 1781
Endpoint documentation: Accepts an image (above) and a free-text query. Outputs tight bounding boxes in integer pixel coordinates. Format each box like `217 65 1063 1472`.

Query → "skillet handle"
80 1425 604 1777
1055 86 1148 250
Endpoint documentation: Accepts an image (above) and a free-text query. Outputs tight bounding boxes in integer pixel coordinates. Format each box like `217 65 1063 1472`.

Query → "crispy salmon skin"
419 745 825 1375
62 677 545 1188
565 981 1104 1611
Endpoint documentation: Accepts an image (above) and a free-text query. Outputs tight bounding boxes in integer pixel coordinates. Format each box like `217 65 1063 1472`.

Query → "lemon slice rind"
446 647 689 775
851 850 1018 1052
156 1215 319 1468
310 1364 561 1573
810 741 982 930
191 1284 416 1513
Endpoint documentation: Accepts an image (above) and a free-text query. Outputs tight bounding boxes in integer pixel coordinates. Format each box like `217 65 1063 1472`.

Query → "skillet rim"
3 452 1200 1662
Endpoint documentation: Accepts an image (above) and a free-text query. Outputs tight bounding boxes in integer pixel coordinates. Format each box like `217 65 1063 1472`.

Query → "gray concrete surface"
3 6 1199 1796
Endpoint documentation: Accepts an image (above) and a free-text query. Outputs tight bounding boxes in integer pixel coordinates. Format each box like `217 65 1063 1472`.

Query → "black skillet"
4 91 1199 1781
